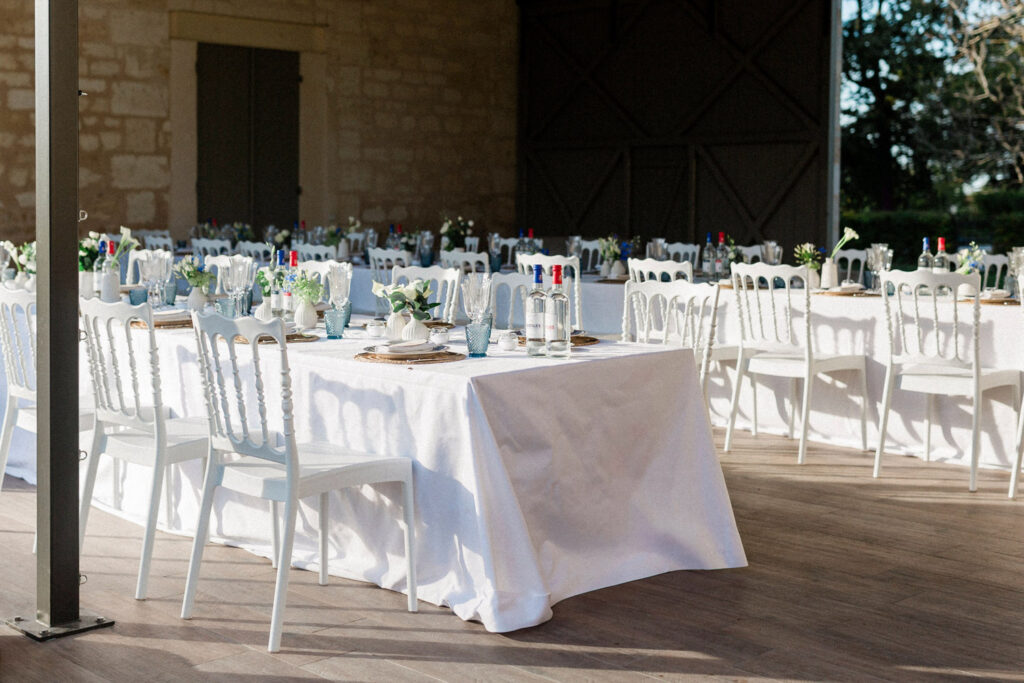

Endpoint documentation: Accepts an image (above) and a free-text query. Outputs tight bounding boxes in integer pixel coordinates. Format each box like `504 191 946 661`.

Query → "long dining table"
3 313 747 633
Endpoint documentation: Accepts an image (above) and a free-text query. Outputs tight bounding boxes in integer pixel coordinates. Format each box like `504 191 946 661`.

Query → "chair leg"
797 375 813 465
135 462 166 600
724 357 748 453
787 379 797 440
874 367 895 478
859 368 868 452
0 402 18 493
318 493 329 586
164 464 175 528
268 497 298 653
181 460 218 620
1011 397 1024 499
270 500 280 569
401 477 418 613
79 429 103 550
925 395 934 462
750 375 758 436
969 392 982 493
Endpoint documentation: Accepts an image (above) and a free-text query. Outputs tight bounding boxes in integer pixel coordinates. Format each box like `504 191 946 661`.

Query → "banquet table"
2 315 747 632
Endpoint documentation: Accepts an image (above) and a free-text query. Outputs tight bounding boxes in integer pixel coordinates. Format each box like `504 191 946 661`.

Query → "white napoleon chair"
463 236 480 253
347 231 366 256
296 243 338 262
126 249 153 285
202 254 234 295
488 271 533 330
391 265 462 324
440 249 490 275
297 260 352 304
496 237 519 268
579 239 602 273
368 248 413 316
981 253 1009 290
627 257 693 283
723 263 868 463
517 253 583 331
621 278 722 401
143 234 174 251
191 238 231 263
735 245 763 263
238 240 274 265
667 242 700 264
834 248 867 285
182 313 417 652
79 298 209 599
874 269 1019 492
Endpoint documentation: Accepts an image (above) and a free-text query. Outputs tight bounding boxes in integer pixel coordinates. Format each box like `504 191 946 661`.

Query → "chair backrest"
834 248 867 285
238 240 273 264
391 265 461 324
347 231 366 253
0 284 37 401
517 253 583 330
80 298 164 435
578 239 602 272
730 263 811 354
488 271 533 330
736 245 763 263
126 249 172 285
440 250 490 274
627 257 693 283
464 236 480 253
621 278 721 393
191 311 295 465
368 247 412 287
497 237 519 267
192 238 231 261
296 243 337 262
297 260 352 303
880 269 980 371
144 234 174 251
666 242 700 264
203 254 234 294
982 253 1008 290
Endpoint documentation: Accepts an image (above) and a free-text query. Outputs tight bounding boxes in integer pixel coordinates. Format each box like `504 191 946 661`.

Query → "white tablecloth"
3 320 747 632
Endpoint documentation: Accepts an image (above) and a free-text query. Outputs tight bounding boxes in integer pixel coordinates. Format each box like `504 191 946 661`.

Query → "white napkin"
983 289 1010 299
837 282 865 292
375 340 434 355
153 308 190 322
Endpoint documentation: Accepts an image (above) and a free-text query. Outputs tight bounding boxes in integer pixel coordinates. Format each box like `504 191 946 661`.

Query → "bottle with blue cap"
525 263 546 356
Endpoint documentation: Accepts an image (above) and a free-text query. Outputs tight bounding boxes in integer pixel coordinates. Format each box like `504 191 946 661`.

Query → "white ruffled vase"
385 310 407 341
294 299 319 331
600 260 612 277
99 271 120 303
187 286 208 312
254 298 274 322
401 316 430 342
609 260 626 278
820 258 838 290
79 271 94 299
807 268 821 290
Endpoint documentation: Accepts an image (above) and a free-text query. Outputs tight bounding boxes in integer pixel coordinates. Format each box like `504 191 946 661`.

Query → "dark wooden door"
196 43 299 233
518 0 831 252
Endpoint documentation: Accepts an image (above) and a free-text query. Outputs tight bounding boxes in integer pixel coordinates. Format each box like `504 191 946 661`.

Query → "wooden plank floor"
1 429 1023 681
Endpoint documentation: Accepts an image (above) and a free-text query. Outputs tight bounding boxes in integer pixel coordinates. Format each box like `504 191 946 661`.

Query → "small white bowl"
429 329 450 344
497 331 519 351
366 321 386 338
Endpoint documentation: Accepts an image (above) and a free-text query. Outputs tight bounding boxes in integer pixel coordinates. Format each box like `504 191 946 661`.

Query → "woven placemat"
814 290 879 297
130 318 193 330
959 298 1021 306
355 351 466 365
518 335 600 347
233 332 320 345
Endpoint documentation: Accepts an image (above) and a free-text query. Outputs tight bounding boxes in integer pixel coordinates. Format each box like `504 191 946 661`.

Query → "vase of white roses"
440 214 473 251
372 279 440 341
174 255 216 311
794 242 824 289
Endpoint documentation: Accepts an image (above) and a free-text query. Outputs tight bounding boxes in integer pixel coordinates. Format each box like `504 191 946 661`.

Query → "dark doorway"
196 43 299 234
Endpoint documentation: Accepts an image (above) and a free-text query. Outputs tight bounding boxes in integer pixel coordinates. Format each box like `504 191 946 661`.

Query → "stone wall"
0 0 519 244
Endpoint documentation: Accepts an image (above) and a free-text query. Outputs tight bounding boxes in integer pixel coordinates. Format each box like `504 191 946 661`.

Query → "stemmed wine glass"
461 273 493 323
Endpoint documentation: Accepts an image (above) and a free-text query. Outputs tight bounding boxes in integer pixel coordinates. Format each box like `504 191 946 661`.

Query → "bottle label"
545 307 556 341
271 293 282 310
526 310 543 340
283 292 293 311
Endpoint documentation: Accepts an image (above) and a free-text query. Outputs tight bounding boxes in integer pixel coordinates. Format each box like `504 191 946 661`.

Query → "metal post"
825 0 843 247
5 0 112 643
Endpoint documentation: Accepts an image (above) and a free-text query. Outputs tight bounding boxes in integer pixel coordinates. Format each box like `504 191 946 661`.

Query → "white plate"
365 343 447 357
984 289 1010 300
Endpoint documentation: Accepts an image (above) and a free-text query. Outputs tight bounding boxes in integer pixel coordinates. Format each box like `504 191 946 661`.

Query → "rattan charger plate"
814 290 880 297
355 350 466 365
233 332 320 345
960 297 1021 306
130 317 193 330
517 334 600 347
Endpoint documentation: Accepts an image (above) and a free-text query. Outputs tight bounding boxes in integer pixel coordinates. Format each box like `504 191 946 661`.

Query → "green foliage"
291 273 324 305
974 190 1024 215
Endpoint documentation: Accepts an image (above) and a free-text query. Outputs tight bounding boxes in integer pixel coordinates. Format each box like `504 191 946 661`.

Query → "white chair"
347 232 366 256
79 298 209 600
368 248 412 282
391 265 461 324
202 254 234 295
982 253 1009 290
666 242 700 264
463 236 480 253
735 245 762 263
497 237 519 268
517 254 583 331
488 272 533 330
144 234 174 251
440 250 490 275
296 243 338 262
182 313 417 652
192 238 231 262
834 248 867 285
875 269 1019 492
126 249 152 285
621 278 721 400
238 241 274 264
627 257 693 283
723 263 868 464
297 260 351 304
579 239 603 273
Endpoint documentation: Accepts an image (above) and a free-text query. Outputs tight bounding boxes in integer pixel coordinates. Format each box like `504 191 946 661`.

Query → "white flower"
371 280 390 298
843 227 859 241
88 231 100 240
467 220 474 227
401 283 419 300
120 225 132 239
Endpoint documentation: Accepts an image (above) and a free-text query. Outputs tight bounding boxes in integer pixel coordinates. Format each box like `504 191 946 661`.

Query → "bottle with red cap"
545 264 571 358
714 232 727 278
282 249 299 320
933 237 949 273
527 228 539 255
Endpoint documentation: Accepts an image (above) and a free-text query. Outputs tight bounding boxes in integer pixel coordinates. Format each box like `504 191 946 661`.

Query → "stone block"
80 134 100 152
110 11 167 47
125 191 156 223
111 82 167 117
90 60 120 77
6 89 33 111
100 132 123 150
124 119 156 153
111 155 169 189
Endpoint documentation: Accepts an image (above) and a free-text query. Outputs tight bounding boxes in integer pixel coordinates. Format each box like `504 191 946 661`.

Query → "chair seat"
17 405 94 433
747 351 865 379
709 345 739 362
219 442 413 502
103 416 209 466
898 364 1019 397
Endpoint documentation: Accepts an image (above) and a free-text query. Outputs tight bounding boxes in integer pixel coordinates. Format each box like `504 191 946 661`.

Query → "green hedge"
974 190 1024 216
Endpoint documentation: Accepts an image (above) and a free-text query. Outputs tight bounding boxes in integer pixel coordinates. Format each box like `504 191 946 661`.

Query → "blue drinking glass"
128 288 148 305
324 309 347 339
465 313 493 357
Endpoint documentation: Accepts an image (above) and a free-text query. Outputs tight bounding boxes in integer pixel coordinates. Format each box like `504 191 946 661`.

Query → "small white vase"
13 272 27 289
99 271 120 303
609 260 626 278
294 299 319 331
187 287 208 312
79 271 94 299
600 261 612 277
254 298 274 322
807 268 821 290
385 311 407 341
23 274 36 293
820 258 838 290
401 316 430 342
958 283 978 298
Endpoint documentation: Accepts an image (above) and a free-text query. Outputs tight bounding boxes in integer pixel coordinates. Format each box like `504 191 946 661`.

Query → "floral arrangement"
291 272 324 304
254 268 284 297
14 241 36 274
400 229 420 253
794 242 824 271
173 254 215 292
624 235 644 260
440 214 473 250
724 236 743 264
78 232 102 271
346 216 362 234
957 241 986 275
109 226 140 265
598 235 621 261
272 229 291 246
232 222 256 244
192 222 218 239
829 226 859 259
0 241 14 270
372 279 440 320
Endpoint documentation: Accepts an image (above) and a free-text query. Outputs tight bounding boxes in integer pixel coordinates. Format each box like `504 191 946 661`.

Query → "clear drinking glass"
215 297 236 318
